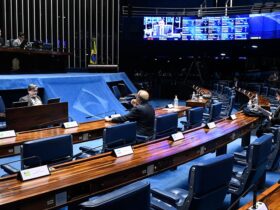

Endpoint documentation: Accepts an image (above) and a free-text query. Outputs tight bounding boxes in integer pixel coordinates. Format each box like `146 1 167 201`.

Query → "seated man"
12 32 25 47
19 84 42 106
257 89 280 137
105 90 155 137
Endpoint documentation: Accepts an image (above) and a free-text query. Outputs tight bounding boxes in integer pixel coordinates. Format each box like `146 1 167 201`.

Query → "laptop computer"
47 98 60 104
12 101 28 107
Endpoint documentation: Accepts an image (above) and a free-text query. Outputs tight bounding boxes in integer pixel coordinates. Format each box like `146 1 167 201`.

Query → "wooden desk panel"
0 106 189 157
186 99 209 108
0 112 260 209
6 102 68 132
239 183 280 210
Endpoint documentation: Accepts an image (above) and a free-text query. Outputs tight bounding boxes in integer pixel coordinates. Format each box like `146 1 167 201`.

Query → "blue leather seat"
151 154 234 210
221 96 235 117
0 96 6 130
228 134 273 207
155 113 178 139
203 102 222 123
79 181 151 210
21 134 73 169
103 122 137 152
181 107 204 130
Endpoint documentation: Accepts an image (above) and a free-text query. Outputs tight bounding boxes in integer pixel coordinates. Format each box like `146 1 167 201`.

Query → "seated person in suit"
12 32 25 47
257 89 280 137
19 84 42 106
105 90 155 137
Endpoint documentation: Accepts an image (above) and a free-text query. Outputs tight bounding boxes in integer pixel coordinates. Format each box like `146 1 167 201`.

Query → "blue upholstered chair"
221 96 235 117
203 102 222 123
228 134 273 207
21 134 73 169
181 107 204 130
155 113 178 139
79 181 151 210
1 135 74 175
0 96 6 130
151 154 234 210
103 122 137 152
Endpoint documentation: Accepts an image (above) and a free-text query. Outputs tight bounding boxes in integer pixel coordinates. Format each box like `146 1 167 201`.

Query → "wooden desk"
6 102 68 132
155 106 190 118
186 99 209 108
0 106 189 158
236 88 271 110
0 112 260 209
239 182 280 210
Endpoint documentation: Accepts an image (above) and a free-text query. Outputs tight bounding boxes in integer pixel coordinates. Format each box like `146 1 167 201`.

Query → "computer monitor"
47 98 60 104
12 101 28 107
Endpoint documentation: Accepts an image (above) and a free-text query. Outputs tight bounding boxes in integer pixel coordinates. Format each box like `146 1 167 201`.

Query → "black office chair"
203 102 222 123
1 135 74 174
103 122 137 152
151 154 234 210
155 113 178 139
112 85 133 109
79 181 151 210
228 134 273 207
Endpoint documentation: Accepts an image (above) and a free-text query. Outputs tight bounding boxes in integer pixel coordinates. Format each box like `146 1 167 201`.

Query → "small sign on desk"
230 114 237 120
0 130 16 139
63 121 78 129
171 132 185 141
19 165 50 181
167 104 174 108
207 122 216 129
114 146 133 157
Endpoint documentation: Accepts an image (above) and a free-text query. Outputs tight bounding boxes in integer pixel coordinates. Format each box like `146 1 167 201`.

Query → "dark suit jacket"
271 105 280 125
112 102 155 136
19 95 42 106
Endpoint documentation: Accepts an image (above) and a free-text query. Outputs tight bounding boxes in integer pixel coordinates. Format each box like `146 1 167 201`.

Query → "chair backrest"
267 127 280 170
227 96 235 117
185 154 234 210
103 122 136 152
21 134 73 169
209 102 222 122
155 113 178 139
0 96 5 113
242 134 273 191
79 181 150 210
188 107 204 129
112 86 121 100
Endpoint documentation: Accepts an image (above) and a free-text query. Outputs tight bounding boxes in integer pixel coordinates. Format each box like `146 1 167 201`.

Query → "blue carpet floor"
0 99 279 209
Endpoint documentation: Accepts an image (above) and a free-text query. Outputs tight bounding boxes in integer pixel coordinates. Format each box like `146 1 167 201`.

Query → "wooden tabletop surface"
0 111 260 209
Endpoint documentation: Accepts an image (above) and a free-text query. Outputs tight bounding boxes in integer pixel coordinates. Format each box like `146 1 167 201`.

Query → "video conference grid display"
143 12 280 41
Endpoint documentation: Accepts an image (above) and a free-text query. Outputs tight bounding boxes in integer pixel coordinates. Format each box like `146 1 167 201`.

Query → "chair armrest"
0 164 19 174
234 151 247 165
136 134 153 143
203 113 210 117
151 188 180 206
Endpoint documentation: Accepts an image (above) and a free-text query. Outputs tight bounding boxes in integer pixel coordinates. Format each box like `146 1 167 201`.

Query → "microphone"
0 156 42 174
85 110 117 119
37 116 70 128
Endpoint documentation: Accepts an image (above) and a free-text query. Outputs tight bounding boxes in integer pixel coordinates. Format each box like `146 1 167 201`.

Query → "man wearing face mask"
105 90 155 137
19 84 42 106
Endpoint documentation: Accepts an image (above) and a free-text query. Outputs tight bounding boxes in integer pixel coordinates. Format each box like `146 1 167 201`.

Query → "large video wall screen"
143 12 280 40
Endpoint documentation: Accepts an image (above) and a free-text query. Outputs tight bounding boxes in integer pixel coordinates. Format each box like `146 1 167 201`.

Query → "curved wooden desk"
0 112 260 209
239 182 280 210
0 106 190 158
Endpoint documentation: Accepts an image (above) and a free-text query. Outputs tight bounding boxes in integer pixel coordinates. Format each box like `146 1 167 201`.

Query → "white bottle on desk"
192 92 196 100
174 95 179 108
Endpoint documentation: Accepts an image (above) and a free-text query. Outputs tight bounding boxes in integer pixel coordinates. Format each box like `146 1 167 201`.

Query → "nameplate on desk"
110 114 121 118
63 121 78 129
230 114 237 120
171 132 185 141
114 146 133 157
0 130 16 139
19 165 50 181
207 122 216 129
167 104 174 108
248 202 268 210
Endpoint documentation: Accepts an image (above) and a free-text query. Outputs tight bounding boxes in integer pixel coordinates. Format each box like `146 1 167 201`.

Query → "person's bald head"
136 90 149 103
